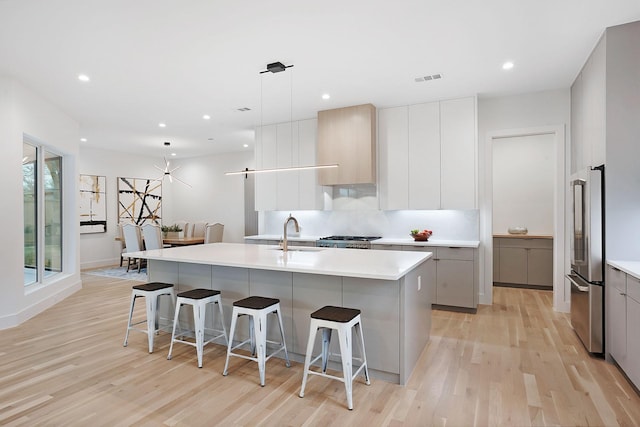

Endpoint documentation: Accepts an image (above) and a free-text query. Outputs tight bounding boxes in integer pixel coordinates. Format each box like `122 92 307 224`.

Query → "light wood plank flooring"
1 274 639 426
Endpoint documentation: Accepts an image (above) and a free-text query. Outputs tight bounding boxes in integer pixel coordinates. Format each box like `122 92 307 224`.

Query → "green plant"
161 224 183 232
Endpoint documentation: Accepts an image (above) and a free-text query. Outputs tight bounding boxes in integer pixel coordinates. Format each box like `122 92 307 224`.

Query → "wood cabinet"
317 104 376 185
378 97 476 210
606 264 640 389
493 237 553 288
255 118 327 211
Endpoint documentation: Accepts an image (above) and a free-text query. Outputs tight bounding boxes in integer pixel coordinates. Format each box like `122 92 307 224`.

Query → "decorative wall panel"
117 177 162 225
79 174 107 233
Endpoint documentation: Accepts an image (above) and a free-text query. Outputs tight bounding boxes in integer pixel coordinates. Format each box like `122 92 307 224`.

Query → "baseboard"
81 257 120 270
0 278 82 330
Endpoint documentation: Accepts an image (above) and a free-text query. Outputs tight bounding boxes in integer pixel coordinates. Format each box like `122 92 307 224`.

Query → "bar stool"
299 305 370 410
167 288 228 368
223 296 291 386
123 282 176 353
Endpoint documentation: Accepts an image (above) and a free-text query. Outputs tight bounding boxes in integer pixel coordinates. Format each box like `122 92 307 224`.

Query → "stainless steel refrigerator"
567 165 604 355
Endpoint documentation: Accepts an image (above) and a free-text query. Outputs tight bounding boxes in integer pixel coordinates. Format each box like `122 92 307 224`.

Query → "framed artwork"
117 177 162 225
79 174 107 234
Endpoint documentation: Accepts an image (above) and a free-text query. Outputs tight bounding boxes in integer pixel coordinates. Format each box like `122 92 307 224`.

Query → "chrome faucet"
282 213 299 253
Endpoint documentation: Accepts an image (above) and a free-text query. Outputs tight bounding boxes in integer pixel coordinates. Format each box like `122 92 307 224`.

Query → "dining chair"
118 223 127 266
191 221 207 239
141 223 165 250
122 223 144 272
204 223 224 243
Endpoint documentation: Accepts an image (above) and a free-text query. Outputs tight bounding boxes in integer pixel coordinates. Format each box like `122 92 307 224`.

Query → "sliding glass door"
23 139 63 285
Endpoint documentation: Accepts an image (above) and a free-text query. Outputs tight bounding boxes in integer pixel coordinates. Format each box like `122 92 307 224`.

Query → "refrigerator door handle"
566 274 589 292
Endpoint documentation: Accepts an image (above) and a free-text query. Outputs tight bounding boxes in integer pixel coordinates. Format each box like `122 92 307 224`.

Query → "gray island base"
127 243 434 385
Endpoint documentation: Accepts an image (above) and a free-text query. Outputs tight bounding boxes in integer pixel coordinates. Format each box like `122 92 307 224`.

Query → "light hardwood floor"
1 274 639 426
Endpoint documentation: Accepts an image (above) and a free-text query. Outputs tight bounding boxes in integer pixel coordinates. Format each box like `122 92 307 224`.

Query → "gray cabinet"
402 245 477 309
494 237 553 288
606 264 640 390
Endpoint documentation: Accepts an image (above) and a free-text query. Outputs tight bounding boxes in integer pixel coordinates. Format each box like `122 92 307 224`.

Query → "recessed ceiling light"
203 114 210 120
502 61 514 70
78 74 90 82
80 137 87 142
243 144 249 148
207 137 214 141
159 123 166 128
171 152 177 156
322 93 330 100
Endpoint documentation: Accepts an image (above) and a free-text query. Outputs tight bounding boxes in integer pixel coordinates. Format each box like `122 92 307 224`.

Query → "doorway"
492 133 555 290
480 125 568 312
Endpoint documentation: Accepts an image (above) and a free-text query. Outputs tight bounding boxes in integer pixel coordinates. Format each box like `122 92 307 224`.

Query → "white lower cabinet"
606 264 640 390
494 237 553 288
400 246 477 310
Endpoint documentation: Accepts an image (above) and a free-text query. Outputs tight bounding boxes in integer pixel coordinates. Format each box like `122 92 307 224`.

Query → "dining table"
115 236 205 247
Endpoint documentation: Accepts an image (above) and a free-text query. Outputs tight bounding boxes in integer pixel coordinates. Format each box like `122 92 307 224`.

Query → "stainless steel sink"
268 246 325 252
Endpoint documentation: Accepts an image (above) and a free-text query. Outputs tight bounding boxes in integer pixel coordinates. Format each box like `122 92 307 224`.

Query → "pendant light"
225 61 338 176
153 142 192 187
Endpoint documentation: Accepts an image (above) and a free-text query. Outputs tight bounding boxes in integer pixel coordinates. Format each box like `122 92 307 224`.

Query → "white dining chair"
204 223 224 243
122 223 144 272
141 223 165 250
191 221 207 239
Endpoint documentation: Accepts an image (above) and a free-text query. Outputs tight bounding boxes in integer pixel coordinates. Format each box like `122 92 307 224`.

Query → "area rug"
85 266 148 282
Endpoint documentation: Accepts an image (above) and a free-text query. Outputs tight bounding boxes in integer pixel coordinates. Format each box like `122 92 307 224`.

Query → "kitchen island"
125 243 434 385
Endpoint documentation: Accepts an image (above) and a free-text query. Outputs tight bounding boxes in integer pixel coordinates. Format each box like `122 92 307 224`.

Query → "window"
23 139 63 286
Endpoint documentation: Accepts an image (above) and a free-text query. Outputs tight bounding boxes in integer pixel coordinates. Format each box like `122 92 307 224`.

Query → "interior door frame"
479 124 570 312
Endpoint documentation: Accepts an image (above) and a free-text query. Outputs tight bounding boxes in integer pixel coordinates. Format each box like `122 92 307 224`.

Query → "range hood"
317 104 376 185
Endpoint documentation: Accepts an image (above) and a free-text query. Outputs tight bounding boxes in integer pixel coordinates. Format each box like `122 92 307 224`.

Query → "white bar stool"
299 305 370 410
167 288 228 368
223 296 291 386
123 282 176 353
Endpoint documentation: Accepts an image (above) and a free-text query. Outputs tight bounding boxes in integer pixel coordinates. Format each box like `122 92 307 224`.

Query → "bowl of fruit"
410 229 432 241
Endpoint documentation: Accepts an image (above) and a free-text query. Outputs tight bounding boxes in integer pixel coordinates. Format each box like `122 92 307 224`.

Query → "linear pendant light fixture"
225 163 338 176
225 60 339 176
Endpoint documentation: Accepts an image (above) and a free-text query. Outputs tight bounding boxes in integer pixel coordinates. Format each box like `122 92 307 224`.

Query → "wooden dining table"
161 237 204 246
115 236 205 247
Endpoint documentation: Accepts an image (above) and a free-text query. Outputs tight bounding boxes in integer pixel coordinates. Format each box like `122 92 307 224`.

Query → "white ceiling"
1 0 639 158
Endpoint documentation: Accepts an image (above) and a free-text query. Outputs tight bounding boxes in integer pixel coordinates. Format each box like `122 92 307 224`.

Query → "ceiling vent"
415 73 443 82
237 107 251 112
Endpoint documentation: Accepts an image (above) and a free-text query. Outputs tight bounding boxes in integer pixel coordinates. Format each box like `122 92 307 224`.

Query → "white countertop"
126 242 432 281
244 235 479 248
372 238 480 248
608 260 640 279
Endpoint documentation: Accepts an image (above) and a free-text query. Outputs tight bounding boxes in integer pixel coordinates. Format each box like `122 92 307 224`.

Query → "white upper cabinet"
440 97 476 209
255 118 326 211
378 96 477 210
408 102 441 209
255 124 277 211
571 34 606 173
378 106 409 210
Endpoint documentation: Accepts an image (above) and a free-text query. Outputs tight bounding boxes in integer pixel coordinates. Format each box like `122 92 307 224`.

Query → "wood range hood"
316 103 376 186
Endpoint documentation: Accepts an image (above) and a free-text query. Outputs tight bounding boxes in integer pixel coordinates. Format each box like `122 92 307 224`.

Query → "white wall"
169 151 254 244
478 89 571 309
0 77 81 329
492 133 555 235
79 148 253 268
79 146 168 269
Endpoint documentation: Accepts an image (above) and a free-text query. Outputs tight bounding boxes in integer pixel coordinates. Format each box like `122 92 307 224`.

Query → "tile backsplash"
261 209 479 241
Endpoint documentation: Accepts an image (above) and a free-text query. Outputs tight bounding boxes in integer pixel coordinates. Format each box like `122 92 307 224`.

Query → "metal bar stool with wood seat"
167 288 228 368
299 305 370 410
123 282 176 353
223 296 291 386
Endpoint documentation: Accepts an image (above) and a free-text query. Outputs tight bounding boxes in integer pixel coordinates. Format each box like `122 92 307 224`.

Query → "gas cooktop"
316 235 382 249
318 235 382 241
